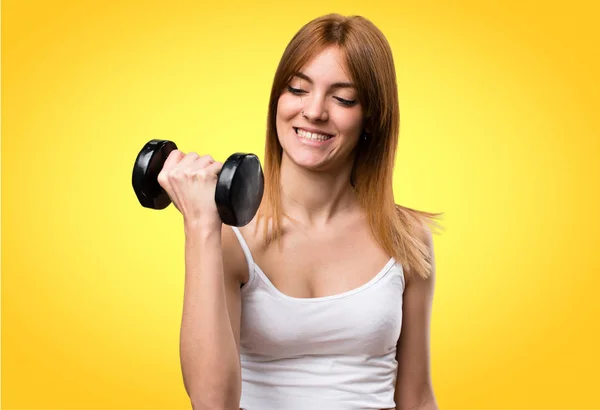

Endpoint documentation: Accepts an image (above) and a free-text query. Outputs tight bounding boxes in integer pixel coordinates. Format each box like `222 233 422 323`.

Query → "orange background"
2 0 599 408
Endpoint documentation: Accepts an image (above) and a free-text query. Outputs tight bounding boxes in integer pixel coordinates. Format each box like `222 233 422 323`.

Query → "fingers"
177 151 202 169
192 154 216 170
158 151 181 190
161 151 215 174
204 160 224 176
174 152 215 170
162 149 185 171
158 151 220 186
177 158 222 182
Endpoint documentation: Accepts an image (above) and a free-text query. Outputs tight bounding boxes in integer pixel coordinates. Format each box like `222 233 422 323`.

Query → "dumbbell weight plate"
215 153 264 227
132 139 177 210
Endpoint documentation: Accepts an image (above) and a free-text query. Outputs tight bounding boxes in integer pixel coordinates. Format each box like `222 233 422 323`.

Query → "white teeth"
296 128 332 141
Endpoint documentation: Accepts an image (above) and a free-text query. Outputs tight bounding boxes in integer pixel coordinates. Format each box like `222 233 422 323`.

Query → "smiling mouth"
294 127 334 142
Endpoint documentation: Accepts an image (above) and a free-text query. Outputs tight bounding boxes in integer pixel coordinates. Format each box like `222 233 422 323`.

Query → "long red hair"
255 13 442 279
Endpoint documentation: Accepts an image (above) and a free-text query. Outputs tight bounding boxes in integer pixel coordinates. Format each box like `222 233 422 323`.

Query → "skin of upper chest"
242 215 392 299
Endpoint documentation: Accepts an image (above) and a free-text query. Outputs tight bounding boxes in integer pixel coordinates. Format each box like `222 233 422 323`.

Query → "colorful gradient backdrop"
2 0 599 408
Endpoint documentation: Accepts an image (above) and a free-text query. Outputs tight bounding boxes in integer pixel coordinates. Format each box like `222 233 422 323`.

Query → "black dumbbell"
132 139 264 227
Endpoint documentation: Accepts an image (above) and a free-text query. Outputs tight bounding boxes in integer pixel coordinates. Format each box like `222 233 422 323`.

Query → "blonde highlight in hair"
255 13 442 279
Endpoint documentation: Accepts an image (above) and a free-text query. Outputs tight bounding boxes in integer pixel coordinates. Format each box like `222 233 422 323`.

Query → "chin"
285 151 327 171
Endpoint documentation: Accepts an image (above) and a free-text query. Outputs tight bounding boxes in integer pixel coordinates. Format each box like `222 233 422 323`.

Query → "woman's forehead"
294 47 353 86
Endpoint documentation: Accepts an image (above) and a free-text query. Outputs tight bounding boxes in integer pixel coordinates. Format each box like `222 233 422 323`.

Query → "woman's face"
276 46 365 172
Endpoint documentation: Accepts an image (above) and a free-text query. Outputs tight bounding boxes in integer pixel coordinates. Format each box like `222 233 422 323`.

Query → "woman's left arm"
393 224 439 410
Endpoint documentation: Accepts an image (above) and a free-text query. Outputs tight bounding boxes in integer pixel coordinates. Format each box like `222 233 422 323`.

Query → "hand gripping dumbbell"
132 139 264 227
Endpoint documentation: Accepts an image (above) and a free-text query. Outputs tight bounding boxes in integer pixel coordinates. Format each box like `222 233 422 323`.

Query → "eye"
334 96 357 107
287 85 306 95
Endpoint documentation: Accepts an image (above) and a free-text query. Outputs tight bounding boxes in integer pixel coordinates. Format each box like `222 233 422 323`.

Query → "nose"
301 95 328 122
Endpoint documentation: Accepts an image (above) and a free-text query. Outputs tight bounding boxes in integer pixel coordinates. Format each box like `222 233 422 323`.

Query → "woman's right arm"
179 222 243 409
157 150 244 409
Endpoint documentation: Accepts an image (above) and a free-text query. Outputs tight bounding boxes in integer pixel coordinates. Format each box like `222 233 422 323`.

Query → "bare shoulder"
413 216 434 253
418 220 434 249
220 224 250 285
417 218 435 271
405 213 436 286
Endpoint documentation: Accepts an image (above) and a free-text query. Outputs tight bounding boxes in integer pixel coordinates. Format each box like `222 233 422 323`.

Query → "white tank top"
231 227 405 410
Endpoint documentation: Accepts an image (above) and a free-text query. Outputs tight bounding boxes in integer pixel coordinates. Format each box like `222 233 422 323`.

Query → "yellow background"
2 0 599 408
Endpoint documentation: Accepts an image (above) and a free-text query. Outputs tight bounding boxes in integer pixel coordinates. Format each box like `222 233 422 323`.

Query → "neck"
278 153 359 228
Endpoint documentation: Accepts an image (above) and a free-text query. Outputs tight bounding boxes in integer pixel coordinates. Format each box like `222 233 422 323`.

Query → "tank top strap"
230 226 257 288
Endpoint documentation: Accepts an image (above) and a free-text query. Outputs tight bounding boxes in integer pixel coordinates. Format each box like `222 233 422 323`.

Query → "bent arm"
179 222 244 410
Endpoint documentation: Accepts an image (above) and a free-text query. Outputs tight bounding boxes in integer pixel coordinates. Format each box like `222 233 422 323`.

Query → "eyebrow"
293 72 355 89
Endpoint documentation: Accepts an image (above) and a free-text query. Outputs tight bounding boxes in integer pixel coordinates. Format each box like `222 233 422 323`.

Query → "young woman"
158 13 441 410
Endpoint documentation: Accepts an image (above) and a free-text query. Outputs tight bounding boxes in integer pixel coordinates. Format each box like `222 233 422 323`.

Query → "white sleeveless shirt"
231 227 405 410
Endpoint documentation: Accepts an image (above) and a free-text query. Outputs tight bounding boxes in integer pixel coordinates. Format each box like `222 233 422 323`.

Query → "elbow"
191 402 238 410
396 385 438 410
184 366 242 410
190 398 239 410
188 387 241 410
